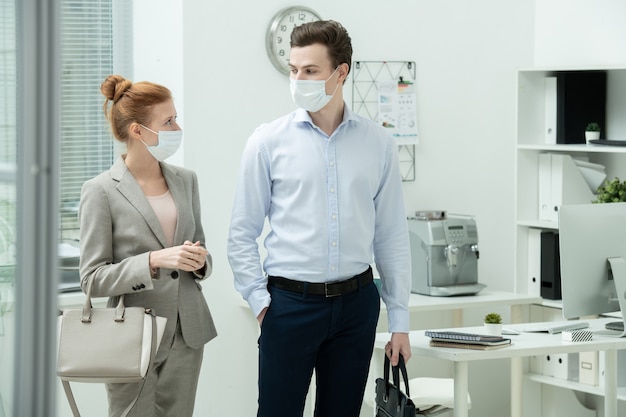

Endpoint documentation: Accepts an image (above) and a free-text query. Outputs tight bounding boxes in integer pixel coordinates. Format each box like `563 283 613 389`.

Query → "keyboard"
518 321 589 334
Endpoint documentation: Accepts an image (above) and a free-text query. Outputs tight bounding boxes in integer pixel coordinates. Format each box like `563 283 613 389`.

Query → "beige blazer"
78 156 217 349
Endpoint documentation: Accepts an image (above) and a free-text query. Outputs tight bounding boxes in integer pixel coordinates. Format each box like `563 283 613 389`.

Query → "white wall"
132 0 185 166
534 0 626 68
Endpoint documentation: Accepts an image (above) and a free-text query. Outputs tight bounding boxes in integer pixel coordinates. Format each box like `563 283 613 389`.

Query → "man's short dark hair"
291 20 352 76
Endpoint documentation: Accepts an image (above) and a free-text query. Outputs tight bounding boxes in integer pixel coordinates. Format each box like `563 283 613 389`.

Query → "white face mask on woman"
289 66 340 112
139 125 182 161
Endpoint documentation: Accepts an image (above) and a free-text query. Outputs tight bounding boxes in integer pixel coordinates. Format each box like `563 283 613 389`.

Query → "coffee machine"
408 211 485 296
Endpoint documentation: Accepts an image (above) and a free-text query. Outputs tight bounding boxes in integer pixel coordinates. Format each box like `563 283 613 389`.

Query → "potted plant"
585 122 601 143
483 312 503 336
593 177 626 203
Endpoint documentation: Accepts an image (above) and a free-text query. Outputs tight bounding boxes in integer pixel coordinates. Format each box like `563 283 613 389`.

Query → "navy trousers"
258 273 380 417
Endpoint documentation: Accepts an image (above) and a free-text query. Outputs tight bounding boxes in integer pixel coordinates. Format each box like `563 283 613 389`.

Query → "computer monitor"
559 202 626 333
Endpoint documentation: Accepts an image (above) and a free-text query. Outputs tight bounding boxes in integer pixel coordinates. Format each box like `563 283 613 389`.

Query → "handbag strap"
61 380 80 417
61 309 159 417
383 353 391 399
81 279 126 323
391 354 411 398
383 353 411 408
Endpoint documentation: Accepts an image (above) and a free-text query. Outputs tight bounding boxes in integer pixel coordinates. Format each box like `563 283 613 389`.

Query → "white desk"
375 318 626 417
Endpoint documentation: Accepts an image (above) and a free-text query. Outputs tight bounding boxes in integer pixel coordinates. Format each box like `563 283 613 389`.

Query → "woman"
78 74 217 417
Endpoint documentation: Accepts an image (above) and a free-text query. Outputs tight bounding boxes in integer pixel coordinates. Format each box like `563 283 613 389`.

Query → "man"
227 20 411 417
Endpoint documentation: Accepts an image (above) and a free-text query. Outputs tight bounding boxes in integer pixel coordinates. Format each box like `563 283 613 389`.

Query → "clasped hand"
150 240 207 272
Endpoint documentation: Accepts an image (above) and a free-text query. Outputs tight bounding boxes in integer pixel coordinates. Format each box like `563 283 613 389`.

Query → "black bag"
375 354 416 417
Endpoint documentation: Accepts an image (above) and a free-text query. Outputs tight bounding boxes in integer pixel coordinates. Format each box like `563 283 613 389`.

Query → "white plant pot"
483 323 502 336
585 131 600 143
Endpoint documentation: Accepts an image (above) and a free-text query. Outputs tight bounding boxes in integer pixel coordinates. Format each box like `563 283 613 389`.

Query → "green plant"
593 177 626 203
586 122 600 132
484 312 502 324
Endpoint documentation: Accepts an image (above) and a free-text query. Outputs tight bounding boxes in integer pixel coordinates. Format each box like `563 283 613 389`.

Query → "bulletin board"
352 61 418 181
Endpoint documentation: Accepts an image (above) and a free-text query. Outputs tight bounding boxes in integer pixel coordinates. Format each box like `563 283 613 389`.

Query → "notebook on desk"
424 330 512 350
516 321 589 334
424 330 509 344
429 339 511 350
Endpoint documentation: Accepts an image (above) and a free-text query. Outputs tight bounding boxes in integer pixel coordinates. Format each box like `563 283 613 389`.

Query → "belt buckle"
324 282 340 298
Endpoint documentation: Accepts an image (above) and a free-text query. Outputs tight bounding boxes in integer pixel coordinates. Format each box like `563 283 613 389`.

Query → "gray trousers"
106 320 204 417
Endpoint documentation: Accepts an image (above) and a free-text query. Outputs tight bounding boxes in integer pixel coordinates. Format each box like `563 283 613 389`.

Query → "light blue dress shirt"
227 105 411 332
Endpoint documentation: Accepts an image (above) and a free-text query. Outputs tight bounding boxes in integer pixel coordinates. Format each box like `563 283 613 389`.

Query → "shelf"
518 65 626 73
518 144 626 153
516 220 558 230
540 299 563 310
525 373 626 401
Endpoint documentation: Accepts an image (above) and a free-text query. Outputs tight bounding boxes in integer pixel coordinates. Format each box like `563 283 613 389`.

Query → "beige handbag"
57 281 166 417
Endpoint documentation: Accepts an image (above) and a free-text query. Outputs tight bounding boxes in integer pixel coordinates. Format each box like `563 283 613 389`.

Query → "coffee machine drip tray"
426 283 486 297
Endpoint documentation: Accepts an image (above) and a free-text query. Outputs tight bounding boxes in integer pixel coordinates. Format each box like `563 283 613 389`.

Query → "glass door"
0 0 17 415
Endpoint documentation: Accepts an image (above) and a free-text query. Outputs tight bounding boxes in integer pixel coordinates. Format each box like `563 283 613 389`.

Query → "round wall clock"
265 6 322 75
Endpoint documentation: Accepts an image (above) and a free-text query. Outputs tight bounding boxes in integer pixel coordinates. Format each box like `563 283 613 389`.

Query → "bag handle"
383 353 411 407
383 352 391 399
80 279 126 323
391 354 410 397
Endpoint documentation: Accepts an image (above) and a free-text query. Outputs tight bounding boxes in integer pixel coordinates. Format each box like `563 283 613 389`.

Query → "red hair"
100 74 172 142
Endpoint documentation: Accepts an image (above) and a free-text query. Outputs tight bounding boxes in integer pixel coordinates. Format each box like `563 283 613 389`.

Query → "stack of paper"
573 158 607 192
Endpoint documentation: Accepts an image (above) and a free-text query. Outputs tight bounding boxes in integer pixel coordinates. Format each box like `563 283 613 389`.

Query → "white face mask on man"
290 66 340 112
139 125 182 161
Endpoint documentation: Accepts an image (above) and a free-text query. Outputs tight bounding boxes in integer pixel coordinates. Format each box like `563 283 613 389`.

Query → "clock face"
266 6 321 75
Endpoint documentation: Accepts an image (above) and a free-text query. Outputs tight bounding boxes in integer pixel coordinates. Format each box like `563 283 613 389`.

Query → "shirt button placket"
327 139 339 279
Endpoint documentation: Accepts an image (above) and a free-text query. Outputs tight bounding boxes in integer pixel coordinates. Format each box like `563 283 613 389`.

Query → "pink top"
146 190 177 247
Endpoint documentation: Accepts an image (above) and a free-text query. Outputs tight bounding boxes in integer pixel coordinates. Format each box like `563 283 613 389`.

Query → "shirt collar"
293 102 360 126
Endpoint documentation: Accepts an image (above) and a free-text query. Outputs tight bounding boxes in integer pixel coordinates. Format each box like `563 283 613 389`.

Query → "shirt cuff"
387 308 410 333
247 288 272 319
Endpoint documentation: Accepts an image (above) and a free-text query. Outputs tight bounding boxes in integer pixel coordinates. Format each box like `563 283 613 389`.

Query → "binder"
552 353 569 380
542 354 556 377
530 355 543 374
545 352 578 381
556 71 606 144
540 231 561 300
597 349 626 389
538 153 596 223
544 76 557 144
538 153 554 221
579 351 599 386
527 228 542 297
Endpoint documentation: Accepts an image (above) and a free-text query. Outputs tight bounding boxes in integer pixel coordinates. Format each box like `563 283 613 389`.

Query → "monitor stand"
605 321 624 332
598 257 626 337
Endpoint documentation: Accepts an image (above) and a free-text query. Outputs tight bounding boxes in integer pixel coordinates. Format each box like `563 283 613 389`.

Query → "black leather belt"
268 267 373 297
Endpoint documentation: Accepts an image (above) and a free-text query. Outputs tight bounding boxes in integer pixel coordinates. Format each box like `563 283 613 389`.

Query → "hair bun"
101 74 132 102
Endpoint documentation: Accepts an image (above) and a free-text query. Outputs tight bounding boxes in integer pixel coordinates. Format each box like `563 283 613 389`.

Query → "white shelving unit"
526 374 626 402
515 66 626 295
515 66 626 415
